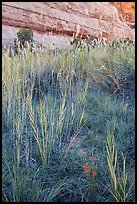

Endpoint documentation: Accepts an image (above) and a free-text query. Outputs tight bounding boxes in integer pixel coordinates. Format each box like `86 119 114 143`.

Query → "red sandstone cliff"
110 2 135 28
2 2 135 48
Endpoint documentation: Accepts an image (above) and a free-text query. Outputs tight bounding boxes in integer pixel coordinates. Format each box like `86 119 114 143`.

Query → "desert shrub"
17 28 34 47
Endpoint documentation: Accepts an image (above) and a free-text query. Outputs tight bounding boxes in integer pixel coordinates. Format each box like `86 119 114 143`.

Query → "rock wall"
110 2 135 28
2 2 134 48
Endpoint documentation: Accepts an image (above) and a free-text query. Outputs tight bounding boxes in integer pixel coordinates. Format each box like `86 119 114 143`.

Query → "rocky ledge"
2 2 135 48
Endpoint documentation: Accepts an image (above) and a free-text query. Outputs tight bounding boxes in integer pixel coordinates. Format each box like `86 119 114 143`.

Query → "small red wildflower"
92 171 97 177
83 164 88 169
85 168 91 175
83 164 91 175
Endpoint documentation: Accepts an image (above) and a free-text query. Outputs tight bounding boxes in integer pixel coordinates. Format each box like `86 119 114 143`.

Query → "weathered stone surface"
2 2 134 48
110 2 135 28
2 25 72 49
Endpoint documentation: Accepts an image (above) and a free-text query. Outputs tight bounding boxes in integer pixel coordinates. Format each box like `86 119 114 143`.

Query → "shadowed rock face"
2 2 134 48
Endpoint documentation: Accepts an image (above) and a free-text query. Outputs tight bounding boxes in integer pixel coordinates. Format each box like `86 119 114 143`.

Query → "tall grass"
2 40 135 202
105 132 134 202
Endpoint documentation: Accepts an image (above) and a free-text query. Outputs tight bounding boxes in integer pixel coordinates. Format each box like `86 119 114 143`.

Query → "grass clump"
2 37 135 202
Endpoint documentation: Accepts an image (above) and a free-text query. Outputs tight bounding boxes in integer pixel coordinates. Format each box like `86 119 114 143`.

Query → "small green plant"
17 28 34 48
70 38 88 50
